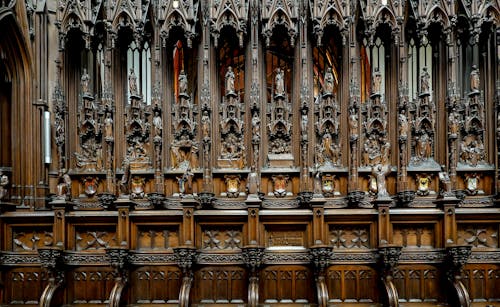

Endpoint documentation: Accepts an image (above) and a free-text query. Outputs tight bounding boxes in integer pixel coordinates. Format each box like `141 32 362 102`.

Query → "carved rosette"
242 246 265 274
174 246 197 274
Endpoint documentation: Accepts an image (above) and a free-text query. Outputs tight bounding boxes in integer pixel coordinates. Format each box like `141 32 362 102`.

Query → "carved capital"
378 245 402 275
242 246 265 273
174 246 197 274
310 245 332 274
38 247 63 271
196 192 215 208
445 245 471 276
98 193 117 209
106 247 129 271
147 192 166 209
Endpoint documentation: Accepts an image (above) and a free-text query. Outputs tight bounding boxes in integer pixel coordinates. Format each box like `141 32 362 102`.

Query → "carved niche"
409 67 438 168
458 66 487 168
75 69 104 171
267 68 293 167
361 70 390 168
125 69 151 170
218 67 246 169
261 0 298 47
171 70 199 170
315 67 341 169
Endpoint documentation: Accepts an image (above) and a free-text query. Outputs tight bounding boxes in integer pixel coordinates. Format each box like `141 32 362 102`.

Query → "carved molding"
196 252 244 264
127 252 177 265
262 251 311 264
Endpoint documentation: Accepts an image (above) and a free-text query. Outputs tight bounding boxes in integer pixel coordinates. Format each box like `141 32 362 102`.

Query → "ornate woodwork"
1 0 500 305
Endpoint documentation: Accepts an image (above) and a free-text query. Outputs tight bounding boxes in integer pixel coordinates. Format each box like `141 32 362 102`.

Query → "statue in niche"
252 112 260 141
372 163 390 198
104 111 113 141
323 67 334 94
246 166 260 195
177 167 194 195
313 166 322 196
178 70 188 94
460 137 484 166
128 68 138 96
372 68 382 94
449 111 460 136
349 109 358 138
201 110 210 141
398 111 408 139
420 67 430 93
225 66 235 95
275 68 285 96
152 110 162 140
415 132 432 160
318 133 341 166
81 68 90 94
56 169 71 200
363 135 381 166
119 158 131 195
438 166 452 197
470 65 480 92
0 172 8 200
301 108 308 141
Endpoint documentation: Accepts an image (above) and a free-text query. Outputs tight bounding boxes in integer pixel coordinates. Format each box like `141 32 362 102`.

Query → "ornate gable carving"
210 0 248 47
261 0 299 47
158 0 199 47
309 0 348 45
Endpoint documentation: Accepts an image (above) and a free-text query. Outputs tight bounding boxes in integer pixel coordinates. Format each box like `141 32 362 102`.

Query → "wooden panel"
263 224 309 249
393 224 436 249
393 265 444 303
129 266 181 304
463 264 500 302
71 225 117 251
67 267 116 304
260 265 314 304
457 224 499 249
200 225 243 250
327 265 379 303
193 266 247 304
328 224 371 249
3 267 47 305
135 225 180 251
11 227 54 251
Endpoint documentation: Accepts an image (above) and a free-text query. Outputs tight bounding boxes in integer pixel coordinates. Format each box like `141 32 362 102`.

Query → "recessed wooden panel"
393 265 444 303
462 264 500 302
67 267 116 304
200 226 243 250
393 224 435 249
193 266 247 304
327 265 379 303
129 266 181 304
73 225 117 251
136 226 180 251
457 224 499 248
11 227 54 251
260 265 314 304
263 224 308 248
4 268 47 305
328 224 371 249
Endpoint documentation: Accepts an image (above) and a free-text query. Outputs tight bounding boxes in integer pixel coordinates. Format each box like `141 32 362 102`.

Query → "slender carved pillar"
38 247 64 307
106 247 129 307
377 202 392 245
378 245 402 307
242 246 265 307
310 246 332 307
445 245 472 307
116 205 130 247
174 247 197 307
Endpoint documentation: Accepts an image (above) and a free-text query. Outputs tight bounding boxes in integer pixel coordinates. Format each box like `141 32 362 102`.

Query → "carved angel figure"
225 66 235 95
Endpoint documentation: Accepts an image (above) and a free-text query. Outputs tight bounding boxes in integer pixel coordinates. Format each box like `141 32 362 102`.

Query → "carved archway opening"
0 11 36 205
313 24 343 170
